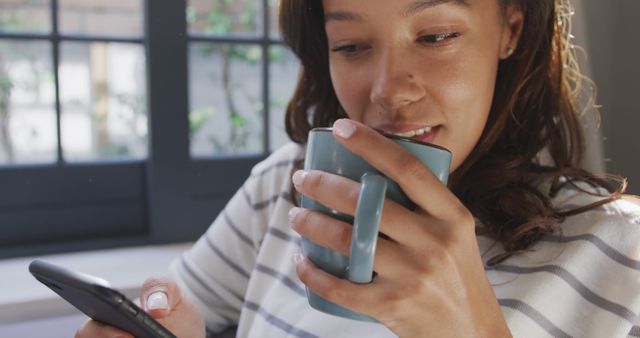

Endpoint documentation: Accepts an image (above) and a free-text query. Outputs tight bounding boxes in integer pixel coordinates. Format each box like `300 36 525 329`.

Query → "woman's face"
323 0 522 171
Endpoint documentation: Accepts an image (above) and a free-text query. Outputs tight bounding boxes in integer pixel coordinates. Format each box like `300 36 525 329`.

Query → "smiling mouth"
385 126 433 138
378 125 440 144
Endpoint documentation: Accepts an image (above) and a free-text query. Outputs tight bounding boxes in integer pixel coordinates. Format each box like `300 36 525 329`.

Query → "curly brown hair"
279 0 625 264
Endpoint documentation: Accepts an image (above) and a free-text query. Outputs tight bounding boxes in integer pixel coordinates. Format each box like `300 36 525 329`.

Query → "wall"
580 0 640 194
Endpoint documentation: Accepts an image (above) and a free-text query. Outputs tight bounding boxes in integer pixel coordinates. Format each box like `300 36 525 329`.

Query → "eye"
330 44 368 57
418 32 461 45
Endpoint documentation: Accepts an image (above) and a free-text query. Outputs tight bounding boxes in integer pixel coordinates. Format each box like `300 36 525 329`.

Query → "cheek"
444 72 494 130
330 64 371 121
440 53 497 108
433 59 497 170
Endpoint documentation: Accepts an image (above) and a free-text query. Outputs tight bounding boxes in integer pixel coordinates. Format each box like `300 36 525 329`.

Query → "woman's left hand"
290 119 511 338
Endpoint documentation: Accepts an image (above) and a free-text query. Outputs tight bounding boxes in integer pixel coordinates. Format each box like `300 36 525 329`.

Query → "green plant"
189 106 215 134
187 0 264 153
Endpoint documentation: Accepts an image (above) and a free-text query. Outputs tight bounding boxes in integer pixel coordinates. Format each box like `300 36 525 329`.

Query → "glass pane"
189 43 263 156
0 0 50 33
187 0 261 36
58 0 143 36
0 40 57 164
268 0 279 38
59 42 147 161
269 45 298 151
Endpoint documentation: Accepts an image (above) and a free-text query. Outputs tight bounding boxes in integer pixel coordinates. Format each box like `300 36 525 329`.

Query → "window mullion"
145 0 191 241
262 0 271 154
51 0 63 164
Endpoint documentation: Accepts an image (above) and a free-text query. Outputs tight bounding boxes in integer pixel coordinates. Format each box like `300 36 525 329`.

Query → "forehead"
323 0 473 22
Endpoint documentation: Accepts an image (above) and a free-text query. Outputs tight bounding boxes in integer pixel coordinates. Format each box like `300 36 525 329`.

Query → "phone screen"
29 260 176 338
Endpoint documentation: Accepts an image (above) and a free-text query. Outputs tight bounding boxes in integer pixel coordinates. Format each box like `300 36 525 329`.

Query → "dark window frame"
0 0 281 258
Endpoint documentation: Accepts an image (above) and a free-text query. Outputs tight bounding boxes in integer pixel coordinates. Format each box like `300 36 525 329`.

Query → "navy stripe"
542 233 640 270
489 264 638 323
499 299 572 338
180 257 223 298
268 227 300 245
244 301 320 338
204 235 251 279
223 209 254 249
255 264 306 297
249 190 280 210
281 191 294 204
250 158 301 177
242 184 293 210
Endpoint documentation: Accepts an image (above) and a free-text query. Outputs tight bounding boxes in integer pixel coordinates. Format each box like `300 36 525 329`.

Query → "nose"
370 48 425 112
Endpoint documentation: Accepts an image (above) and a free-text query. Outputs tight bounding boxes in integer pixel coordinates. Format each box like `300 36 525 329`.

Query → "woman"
77 0 640 337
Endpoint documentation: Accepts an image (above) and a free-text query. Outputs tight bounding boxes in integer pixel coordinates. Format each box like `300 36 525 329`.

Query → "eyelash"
418 31 461 44
330 44 365 56
330 32 460 57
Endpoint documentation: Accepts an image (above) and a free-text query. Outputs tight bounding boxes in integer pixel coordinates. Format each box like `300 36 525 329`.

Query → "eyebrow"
402 0 470 17
324 0 470 23
324 11 364 23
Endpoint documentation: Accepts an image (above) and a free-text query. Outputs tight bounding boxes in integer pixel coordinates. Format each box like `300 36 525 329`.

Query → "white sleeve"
168 175 267 334
167 143 302 334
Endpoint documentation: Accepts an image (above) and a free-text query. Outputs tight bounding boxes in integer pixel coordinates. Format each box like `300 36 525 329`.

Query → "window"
0 0 299 258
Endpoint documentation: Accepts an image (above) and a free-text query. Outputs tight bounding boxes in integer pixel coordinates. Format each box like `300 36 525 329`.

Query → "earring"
507 47 515 57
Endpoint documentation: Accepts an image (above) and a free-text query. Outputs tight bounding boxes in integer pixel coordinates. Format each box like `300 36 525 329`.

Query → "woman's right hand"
74 277 205 338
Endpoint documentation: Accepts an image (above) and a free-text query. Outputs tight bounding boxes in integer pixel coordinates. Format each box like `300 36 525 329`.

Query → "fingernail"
288 207 300 222
292 253 305 265
333 119 356 139
146 291 169 310
292 170 307 187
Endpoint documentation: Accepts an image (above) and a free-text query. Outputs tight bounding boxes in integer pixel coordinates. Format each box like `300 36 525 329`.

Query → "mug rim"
310 127 451 154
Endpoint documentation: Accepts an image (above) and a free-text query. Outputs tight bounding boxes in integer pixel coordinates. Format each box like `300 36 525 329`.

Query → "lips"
378 125 440 144
387 126 432 138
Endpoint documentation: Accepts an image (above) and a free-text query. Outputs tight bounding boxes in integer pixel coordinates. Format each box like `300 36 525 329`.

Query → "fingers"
140 277 182 318
332 119 466 223
292 169 429 244
75 319 134 338
294 255 423 322
289 207 353 256
294 255 381 316
289 207 400 273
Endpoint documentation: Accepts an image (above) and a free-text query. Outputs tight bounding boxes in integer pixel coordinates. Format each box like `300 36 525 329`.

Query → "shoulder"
552 182 640 259
489 187 640 337
242 142 304 205
249 142 305 178
552 181 640 228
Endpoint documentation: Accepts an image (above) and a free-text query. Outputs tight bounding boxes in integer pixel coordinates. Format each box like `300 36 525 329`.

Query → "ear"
499 5 524 59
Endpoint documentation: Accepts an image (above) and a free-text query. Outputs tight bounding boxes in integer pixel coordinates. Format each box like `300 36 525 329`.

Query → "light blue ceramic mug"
300 128 452 322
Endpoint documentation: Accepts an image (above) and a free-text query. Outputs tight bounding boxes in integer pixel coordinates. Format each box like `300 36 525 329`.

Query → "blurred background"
0 0 637 336
0 0 298 261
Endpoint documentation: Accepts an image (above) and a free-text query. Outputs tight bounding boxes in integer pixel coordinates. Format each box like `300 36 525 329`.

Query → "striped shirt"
169 143 640 338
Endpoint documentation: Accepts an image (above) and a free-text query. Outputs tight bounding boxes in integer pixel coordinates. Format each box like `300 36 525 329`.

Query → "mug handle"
347 172 388 284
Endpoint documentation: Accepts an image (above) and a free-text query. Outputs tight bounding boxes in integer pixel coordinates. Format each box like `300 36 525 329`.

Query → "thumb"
139 277 182 318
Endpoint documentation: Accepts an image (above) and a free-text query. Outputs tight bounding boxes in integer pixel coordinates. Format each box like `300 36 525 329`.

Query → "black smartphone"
29 259 176 338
